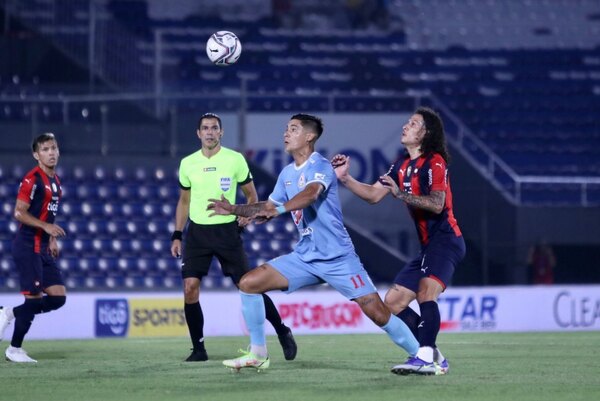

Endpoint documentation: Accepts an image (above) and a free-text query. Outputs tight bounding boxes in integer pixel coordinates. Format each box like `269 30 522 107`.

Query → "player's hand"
379 175 401 198
171 240 182 258
207 194 233 216
48 236 60 258
237 216 252 228
44 223 66 238
331 154 350 181
253 214 272 225
252 203 278 224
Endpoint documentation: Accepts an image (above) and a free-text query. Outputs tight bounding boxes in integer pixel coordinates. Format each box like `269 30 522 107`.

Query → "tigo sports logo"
438 294 498 331
95 299 129 337
129 299 187 337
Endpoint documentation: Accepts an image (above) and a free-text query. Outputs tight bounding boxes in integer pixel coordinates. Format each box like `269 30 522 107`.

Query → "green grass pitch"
1 332 599 401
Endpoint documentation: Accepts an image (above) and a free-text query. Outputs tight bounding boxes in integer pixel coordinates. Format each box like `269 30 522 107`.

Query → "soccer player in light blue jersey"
207 113 418 373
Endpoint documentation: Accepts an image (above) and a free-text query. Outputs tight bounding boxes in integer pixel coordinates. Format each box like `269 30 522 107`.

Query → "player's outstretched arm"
253 182 324 223
207 195 269 218
382 176 446 214
331 154 389 204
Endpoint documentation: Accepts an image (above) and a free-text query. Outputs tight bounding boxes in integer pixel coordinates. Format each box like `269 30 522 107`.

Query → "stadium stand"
1 0 599 290
0 161 298 291
2 1 599 189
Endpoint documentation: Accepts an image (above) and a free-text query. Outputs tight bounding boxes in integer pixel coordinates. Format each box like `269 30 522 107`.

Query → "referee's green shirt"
178 147 252 225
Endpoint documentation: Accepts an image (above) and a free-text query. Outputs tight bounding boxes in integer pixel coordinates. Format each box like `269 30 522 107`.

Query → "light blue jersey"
269 152 355 262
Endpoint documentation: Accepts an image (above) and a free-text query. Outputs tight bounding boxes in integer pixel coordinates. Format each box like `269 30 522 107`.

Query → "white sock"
435 348 445 363
416 346 434 363
250 344 268 359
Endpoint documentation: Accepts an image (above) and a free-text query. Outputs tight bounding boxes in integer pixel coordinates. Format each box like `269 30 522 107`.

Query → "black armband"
171 230 183 241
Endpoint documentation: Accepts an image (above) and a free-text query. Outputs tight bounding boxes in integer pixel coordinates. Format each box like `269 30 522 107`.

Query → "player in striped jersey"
0 133 67 363
332 107 466 375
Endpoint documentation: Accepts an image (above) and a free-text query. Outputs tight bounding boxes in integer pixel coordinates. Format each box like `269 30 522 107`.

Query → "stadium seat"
2 1 598 291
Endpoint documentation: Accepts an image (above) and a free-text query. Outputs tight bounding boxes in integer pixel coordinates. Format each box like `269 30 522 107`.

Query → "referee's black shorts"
182 220 249 284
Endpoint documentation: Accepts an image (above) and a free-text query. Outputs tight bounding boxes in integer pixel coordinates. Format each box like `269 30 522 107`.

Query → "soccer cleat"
185 348 208 362
435 358 449 375
277 329 297 361
5 346 37 363
391 356 438 375
223 349 270 372
434 347 449 375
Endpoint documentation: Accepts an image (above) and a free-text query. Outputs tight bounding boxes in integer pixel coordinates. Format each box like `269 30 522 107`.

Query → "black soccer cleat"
277 329 297 361
185 348 208 362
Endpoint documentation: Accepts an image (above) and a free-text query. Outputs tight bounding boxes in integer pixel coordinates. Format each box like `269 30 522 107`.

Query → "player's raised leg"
223 292 269 371
223 265 287 371
355 292 419 357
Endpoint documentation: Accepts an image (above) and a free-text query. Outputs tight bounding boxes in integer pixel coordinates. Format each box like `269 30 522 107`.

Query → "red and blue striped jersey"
385 152 461 246
15 166 62 253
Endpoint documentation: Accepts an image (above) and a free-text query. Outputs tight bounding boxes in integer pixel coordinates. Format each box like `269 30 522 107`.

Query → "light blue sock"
381 314 419 356
240 291 266 347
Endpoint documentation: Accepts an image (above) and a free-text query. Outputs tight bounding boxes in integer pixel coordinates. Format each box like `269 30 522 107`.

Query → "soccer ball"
206 31 242 66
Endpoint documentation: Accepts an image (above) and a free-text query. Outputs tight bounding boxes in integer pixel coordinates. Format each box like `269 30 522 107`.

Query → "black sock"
184 302 205 351
13 298 43 318
418 301 441 348
11 298 42 348
263 294 288 336
41 295 66 312
397 307 420 339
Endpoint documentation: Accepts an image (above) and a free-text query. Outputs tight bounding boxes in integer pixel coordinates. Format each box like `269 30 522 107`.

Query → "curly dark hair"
416 107 450 163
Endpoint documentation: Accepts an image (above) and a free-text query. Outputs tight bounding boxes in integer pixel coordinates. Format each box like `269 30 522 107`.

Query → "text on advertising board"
278 302 363 329
129 299 187 337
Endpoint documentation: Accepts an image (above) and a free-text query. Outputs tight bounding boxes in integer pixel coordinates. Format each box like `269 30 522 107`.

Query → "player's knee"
384 293 404 315
238 274 260 294
238 276 252 293
416 288 440 303
358 295 390 327
183 280 200 300
417 278 443 302
370 308 391 327
377 302 393 326
183 290 199 304
43 295 66 312
23 297 43 317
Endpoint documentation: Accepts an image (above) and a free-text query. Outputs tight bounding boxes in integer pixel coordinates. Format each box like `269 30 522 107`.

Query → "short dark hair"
198 112 222 130
415 107 450 163
290 113 323 139
32 133 57 152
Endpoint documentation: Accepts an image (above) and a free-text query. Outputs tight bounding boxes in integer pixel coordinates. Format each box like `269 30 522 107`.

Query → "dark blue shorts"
12 238 64 295
394 234 466 293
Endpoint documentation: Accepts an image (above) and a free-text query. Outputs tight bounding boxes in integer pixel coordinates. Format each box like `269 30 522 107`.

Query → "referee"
170 113 296 362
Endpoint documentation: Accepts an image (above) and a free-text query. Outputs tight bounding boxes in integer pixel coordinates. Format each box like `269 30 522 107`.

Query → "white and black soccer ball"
206 31 242 66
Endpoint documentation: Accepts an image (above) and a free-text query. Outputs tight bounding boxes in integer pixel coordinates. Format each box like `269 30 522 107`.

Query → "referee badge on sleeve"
220 177 232 191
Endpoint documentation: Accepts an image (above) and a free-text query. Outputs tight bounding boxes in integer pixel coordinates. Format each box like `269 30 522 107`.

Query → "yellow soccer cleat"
223 349 270 372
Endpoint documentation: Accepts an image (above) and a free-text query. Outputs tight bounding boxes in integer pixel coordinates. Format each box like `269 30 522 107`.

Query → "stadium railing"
2 90 598 208
428 94 600 207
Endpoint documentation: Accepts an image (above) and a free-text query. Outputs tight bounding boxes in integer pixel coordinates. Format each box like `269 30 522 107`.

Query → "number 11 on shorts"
350 274 365 289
